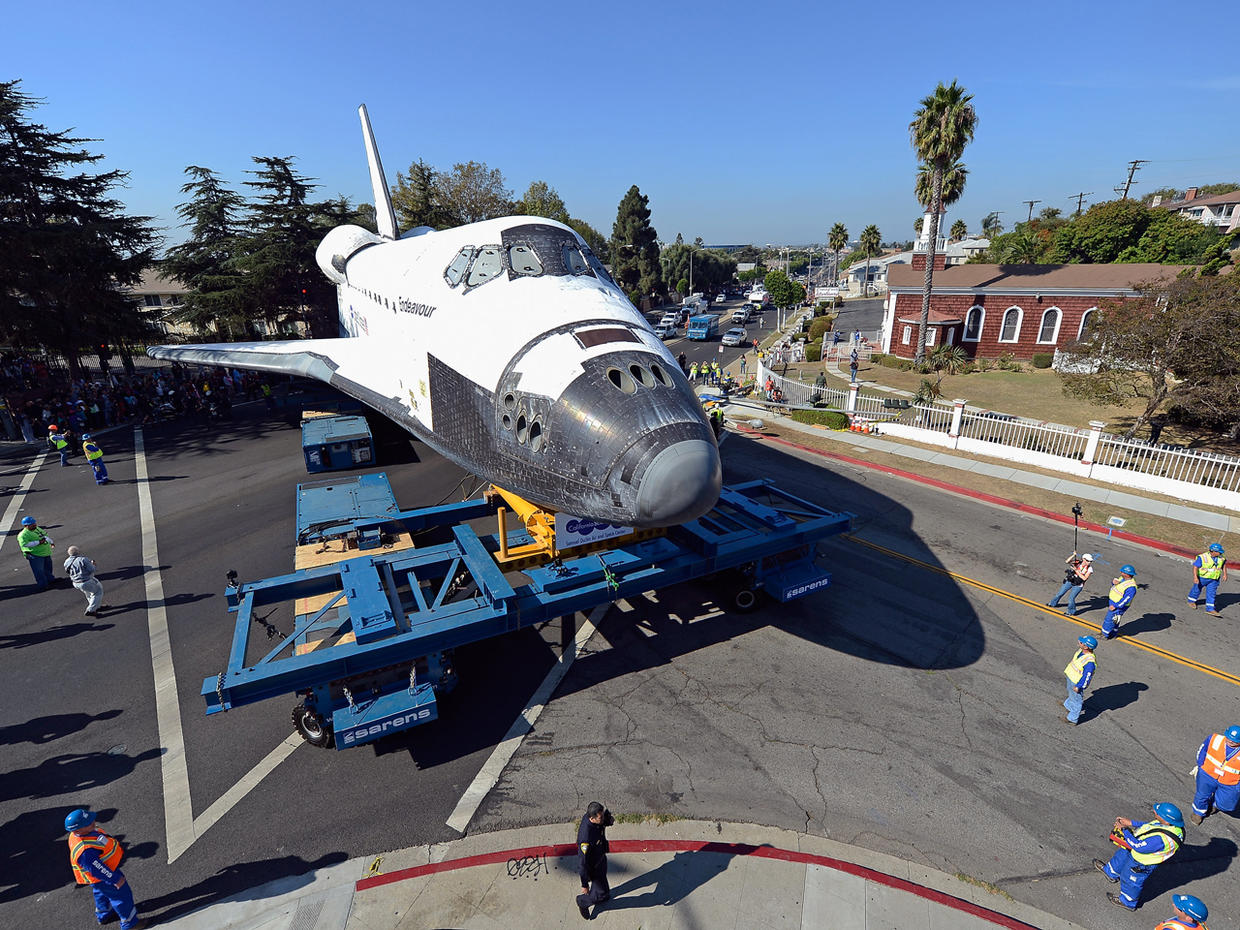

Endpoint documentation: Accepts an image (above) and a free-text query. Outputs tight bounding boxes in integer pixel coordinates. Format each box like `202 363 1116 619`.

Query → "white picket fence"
753 363 1240 512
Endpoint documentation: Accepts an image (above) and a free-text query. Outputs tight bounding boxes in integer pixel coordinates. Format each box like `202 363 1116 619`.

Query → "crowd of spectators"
1 351 270 443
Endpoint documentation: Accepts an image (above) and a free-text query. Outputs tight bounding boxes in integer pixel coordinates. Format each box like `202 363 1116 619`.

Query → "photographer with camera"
1048 552 1094 617
575 801 613 920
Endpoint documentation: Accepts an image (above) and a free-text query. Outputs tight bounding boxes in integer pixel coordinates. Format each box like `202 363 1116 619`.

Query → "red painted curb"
355 839 1041 930
736 426 1199 559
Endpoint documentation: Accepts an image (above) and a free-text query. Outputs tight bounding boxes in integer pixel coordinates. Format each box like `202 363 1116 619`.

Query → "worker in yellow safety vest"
66 809 143 929
1093 802 1184 911
81 433 109 485
1101 564 1137 639
47 424 70 466
1187 543 1226 616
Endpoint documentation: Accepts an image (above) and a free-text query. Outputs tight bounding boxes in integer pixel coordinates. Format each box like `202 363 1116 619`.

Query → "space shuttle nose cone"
633 439 722 527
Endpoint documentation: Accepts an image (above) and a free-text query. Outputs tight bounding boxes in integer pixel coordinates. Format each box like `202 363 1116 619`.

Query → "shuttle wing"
147 337 411 427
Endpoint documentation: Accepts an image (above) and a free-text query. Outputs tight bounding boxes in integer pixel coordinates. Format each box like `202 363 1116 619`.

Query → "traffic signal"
98 343 111 360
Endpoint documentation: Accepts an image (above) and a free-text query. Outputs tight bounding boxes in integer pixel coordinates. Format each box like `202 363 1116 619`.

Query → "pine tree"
610 185 661 299
0 80 157 375
391 159 455 231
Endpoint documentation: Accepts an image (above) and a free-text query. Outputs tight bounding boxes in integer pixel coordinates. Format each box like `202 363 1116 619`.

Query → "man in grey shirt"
64 546 107 617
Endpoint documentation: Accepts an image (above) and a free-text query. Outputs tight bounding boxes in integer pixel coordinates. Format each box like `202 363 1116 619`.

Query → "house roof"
1160 189 1240 210
896 309 962 325
123 267 189 295
887 262 1192 292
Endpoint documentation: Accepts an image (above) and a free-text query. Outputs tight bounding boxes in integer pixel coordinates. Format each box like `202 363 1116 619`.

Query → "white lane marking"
192 732 303 838
445 602 610 834
135 428 304 863
134 428 196 863
0 451 48 555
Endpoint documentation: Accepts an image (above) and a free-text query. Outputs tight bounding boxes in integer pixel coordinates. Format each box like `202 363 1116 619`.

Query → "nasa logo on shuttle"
398 297 436 317
556 514 632 550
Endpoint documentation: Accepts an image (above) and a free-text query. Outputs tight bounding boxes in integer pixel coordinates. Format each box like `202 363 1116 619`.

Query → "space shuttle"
149 106 722 527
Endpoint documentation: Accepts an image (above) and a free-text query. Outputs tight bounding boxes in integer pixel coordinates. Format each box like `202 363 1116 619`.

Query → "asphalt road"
3 391 1238 929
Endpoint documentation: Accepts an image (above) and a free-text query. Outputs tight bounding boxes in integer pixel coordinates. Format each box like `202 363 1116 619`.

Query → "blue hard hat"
1172 894 1208 921
1225 725 1240 743
1120 564 1136 575
81 433 91 440
1078 635 1098 649
1153 802 1184 827
1209 543 1224 554
21 516 36 526
64 809 95 832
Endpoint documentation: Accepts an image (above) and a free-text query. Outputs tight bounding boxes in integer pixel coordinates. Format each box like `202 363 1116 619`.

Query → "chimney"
911 252 947 272
1185 187 1199 202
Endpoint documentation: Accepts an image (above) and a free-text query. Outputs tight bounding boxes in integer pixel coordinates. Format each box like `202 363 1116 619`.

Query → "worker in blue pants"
1187 543 1226 617
1189 724 1240 824
1059 635 1097 726
81 434 109 485
1093 802 1184 910
48 424 70 465
66 809 144 929
1155 893 1208 929
1101 564 1137 639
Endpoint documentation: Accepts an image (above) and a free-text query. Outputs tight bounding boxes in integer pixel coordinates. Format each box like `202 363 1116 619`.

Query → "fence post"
1082 420 1106 472
949 398 966 439
847 382 858 413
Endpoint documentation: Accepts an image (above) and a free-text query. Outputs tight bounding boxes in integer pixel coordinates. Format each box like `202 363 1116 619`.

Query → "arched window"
999 306 1022 343
1037 307 1061 344
1077 307 1097 339
963 306 984 342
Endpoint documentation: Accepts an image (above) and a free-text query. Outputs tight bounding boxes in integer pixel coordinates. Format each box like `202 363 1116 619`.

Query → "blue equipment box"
302 415 374 473
331 682 438 750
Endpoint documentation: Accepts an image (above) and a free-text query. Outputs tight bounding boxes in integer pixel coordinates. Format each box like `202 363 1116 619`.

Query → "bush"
996 352 1022 372
805 340 822 362
976 357 995 372
791 409 849 430
809 318 832 342
871 353 913 371
1031 352 1053 369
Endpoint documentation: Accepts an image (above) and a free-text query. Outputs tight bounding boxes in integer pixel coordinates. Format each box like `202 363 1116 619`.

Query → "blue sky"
9 0 1239 250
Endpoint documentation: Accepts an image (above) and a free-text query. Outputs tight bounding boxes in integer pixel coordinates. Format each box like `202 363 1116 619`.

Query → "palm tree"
909 80 978 363
828 222 848 285
915 159 968 215
858 224 881 297
981 211 1004 237
950 219 967 241
995 230 1043 264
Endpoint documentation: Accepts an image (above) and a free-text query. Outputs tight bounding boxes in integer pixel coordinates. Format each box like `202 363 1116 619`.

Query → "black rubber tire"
732 587 760 613
292 703 334 748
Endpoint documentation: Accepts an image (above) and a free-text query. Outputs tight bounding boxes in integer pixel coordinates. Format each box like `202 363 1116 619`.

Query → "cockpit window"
508 244 542 276
467 246 503 286
581 246 614 285
562 245 591 276
445 247 474 286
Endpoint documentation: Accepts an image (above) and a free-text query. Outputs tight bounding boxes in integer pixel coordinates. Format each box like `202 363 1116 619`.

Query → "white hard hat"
1081 553 1094 561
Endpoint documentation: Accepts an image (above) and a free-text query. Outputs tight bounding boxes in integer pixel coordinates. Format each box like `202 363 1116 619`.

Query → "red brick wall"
888 292 1110 360
910 253 948 271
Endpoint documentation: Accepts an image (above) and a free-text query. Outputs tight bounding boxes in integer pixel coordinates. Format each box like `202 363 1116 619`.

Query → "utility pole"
1069 192 1092 216
1118 160 1148 200
1023 200 1042 223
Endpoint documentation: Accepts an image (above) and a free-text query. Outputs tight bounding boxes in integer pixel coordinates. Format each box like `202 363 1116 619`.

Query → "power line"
1069 192 1093 216
1022 200 1042 223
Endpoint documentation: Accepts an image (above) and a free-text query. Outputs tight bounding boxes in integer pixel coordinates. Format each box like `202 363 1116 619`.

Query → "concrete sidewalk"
155 821 1080 930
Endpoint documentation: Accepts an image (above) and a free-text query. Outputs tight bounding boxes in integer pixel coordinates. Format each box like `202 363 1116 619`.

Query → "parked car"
715 294 726 303
721 326 747 347
653 322 678 340
658 313 680 328
731 307 751 324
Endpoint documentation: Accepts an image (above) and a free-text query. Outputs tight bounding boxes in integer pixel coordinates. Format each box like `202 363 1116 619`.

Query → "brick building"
882 255 1189 361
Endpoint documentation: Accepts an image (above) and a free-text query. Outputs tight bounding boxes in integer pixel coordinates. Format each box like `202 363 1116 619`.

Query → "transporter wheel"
732 586 761 613
292 703 334 748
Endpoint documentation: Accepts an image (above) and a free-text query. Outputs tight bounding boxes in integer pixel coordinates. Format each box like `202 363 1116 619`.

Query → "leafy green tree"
991 229 1044 264
763 269 797 310
230 156 337 338
660 244 736 295
674 232 684 245
1039 206 1062 221
391 158 456 230
1047 199 1222 265
910 80 977 363
733 244 762 263
515 180 570 223
434 160 513 224
566 217 609 263
0 80 158 375
1060 272 1240 439
828 222 848 284
163 166 249 337
676 277 689 296
950 218 967 240
610 185 662 297
858 224 882 296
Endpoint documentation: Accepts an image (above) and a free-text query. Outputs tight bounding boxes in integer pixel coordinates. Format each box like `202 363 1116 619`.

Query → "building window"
143 294 162 307
1077 307 1096 340
999 307 1022 342
945 327 955 345
926 327 937 346
963 306 984 342
1037 307 1061 344
901 325 911 345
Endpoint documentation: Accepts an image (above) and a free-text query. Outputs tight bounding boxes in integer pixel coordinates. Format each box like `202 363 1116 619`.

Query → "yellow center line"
842 534 1240 688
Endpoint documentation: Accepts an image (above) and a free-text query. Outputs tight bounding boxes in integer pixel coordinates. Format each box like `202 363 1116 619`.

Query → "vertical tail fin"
358 104 399 240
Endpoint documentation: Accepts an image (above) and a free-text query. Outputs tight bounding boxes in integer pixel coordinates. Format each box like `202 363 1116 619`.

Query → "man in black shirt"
575 801 612 919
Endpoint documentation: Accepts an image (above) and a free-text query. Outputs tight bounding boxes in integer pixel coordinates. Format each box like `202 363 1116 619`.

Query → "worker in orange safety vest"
66 809 143 929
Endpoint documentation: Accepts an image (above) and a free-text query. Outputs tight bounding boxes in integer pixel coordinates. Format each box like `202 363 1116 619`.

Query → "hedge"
1031 352 1053 369
790 409 849 429
809 318 832 342
871 353 914 371
805 340 822 362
